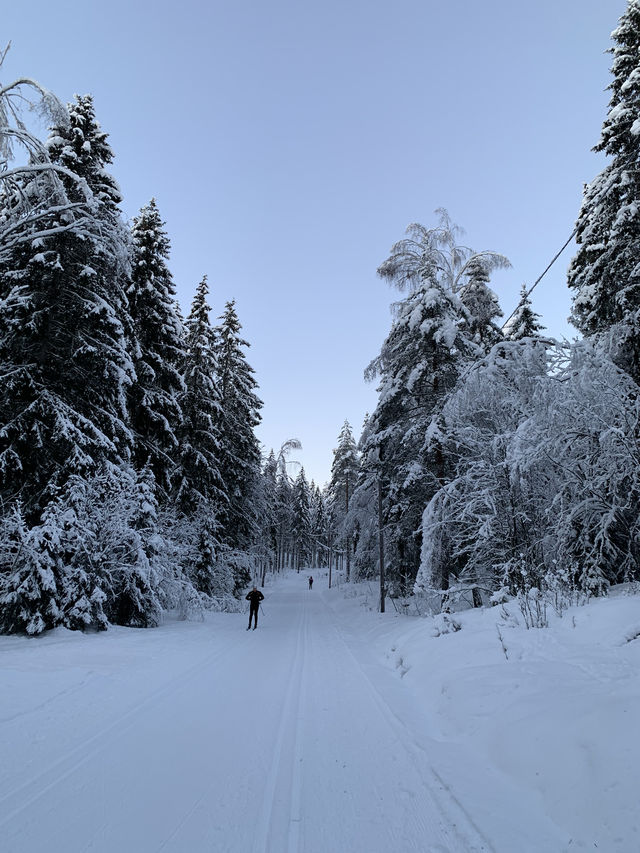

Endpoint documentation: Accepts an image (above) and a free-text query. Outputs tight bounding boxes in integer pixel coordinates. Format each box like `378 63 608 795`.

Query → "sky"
1 0 622 485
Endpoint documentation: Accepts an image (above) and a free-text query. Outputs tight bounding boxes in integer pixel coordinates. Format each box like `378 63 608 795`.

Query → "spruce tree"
275 470 294 571
349 414 380 580
309 482 327 567
190 515 219 597
0 477 111 635
0 504 61 634
213 300 262 550
291 468 312 571
363 280 471 588
364 211 508 589
104 464 162 628
46 94 121 211
329 420 359 580
127 199 184 494
505 286 546 341
0 73 91 271
176 276 224 512
458 256 504 349
260 450 279 567
0 94 134 522
568 0 640 379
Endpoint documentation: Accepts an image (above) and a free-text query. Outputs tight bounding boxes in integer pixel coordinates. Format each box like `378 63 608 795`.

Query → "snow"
1 572 638 852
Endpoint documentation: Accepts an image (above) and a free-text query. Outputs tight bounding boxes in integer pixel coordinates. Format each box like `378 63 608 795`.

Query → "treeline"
0 76 270 632
328 1 640 610
1 1 638 629
259 431 358 581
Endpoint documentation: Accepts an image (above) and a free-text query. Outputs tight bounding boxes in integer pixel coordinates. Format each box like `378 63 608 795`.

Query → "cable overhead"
501 228 578 332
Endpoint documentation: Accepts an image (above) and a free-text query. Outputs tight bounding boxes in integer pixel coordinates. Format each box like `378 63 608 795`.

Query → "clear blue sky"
1 0 621 485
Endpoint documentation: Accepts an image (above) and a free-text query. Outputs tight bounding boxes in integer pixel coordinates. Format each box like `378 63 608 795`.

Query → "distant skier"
246 586 264 630
308 576 313 590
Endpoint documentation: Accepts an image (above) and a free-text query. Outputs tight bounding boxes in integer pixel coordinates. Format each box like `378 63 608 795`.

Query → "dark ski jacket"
246 589 264 609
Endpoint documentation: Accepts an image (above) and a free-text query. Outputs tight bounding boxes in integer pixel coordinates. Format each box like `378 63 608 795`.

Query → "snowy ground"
1 572 638 852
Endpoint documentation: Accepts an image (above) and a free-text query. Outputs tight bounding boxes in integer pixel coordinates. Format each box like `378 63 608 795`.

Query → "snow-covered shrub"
416 339 552 606
417 337 640 612
544 563 588 617
518 340 640 590
0 504 62 634
517 587 548 630
432 613 462 636
217 547 253 597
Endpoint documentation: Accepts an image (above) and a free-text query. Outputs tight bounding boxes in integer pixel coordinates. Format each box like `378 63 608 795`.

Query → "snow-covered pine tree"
0 66 89 270
275 468 294 571
46 93 134 385
504 285 546 341
102 464 163 628
365 210 509 591
516 341 640 591
175 276 224 512
568 0 640 380
291 468 312 572
309 481 327 568
328 420 359 580
0 503 61 634
256 450 279 575
0 93 134 524
349 414 380 580
0 475 113 635
190 514 220 597
362 282 467 590
268 439 301 571
213 300 263 551
414 338 552 605
458 256 506 349
127 199 184 495
171 277 228 599
46 94 120 210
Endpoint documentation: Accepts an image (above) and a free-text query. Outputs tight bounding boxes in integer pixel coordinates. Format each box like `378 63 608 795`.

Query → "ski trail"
251 591 308 853
295 587 483 853
0 632 242 831
1 572 564 853
0 673 96 725
287 599 308 853
324 602 493 853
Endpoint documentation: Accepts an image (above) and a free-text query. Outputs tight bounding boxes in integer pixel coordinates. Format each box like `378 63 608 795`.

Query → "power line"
501 228 577 332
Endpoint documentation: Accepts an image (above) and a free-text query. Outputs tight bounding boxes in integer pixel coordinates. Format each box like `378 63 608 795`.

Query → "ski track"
0 674 97 726
250 592 308 853
0 635 239 833
325 607 493 853
286 604 307 853
2 573 513 852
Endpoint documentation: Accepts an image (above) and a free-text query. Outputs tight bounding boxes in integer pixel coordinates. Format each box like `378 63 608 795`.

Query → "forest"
1 0 639 634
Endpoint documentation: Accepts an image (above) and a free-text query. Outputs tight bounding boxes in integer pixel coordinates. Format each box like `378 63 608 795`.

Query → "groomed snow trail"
0 573 563 852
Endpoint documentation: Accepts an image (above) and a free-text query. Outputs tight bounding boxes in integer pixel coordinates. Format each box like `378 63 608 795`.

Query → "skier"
308 576 313 590
246 585 264 630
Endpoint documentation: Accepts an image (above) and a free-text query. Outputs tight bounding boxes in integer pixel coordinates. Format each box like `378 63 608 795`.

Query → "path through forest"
0 572 566 852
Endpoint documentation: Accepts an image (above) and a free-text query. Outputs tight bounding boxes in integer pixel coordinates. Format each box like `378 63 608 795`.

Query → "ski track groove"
3 579 502 852
251 594 307 853
155 784 210 853
287 600 308 853
0 633 243 831
0 673 96 725
325 600 495 853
